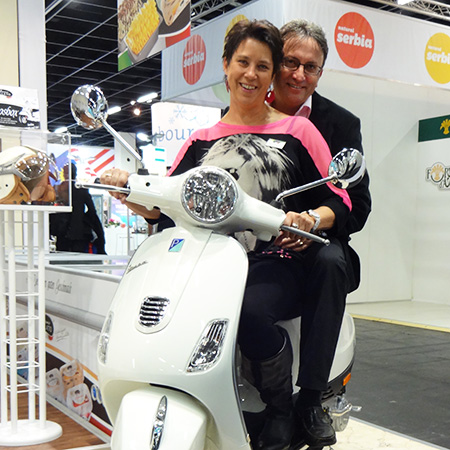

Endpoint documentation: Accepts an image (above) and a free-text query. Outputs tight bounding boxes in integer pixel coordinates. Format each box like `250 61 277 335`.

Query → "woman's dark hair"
222 19 284 75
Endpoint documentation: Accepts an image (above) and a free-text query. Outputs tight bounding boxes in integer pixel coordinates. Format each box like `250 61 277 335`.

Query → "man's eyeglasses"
282 57 322 76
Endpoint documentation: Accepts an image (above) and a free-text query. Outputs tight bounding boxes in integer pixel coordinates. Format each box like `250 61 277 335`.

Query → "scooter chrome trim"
327 394 352 432
139 296 170 328
150 395 167 450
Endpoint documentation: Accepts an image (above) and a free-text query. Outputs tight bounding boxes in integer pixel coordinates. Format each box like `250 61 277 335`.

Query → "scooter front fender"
112 386 209 450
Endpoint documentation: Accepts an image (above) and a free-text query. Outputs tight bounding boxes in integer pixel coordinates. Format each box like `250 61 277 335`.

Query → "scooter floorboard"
243 410 321 450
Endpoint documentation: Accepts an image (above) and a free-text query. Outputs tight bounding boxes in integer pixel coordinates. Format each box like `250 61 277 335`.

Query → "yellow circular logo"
225 14 248 37
424 33 450 84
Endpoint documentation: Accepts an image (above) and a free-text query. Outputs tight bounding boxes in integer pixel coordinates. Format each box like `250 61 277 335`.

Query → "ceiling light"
54 126 68 133
133 107 141 116
130 100 136 105
137 133 149 141
108 106 121 115
137 92 158 103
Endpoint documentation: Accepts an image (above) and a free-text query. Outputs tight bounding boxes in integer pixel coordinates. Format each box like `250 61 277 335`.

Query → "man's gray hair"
280 19 329 65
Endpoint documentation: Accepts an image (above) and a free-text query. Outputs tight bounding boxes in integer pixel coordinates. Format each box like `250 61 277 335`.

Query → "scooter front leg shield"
112 386 208 450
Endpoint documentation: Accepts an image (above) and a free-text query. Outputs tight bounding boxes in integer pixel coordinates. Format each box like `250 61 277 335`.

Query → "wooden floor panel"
0 391 106 450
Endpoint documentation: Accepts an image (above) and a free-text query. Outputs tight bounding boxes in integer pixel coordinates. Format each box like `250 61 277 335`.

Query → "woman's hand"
100 168 160 220
100 168 130 202
274 207 336 252
274 211 315 252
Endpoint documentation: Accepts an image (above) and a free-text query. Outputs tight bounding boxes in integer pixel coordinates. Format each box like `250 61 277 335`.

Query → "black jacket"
309 91 372 291
309 91 371 235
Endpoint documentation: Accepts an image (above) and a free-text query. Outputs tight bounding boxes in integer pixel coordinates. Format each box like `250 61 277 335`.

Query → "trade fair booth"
1 0 450 447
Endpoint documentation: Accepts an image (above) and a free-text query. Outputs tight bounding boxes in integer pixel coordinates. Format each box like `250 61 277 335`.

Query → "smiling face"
273 36 324 116
223 38 274 111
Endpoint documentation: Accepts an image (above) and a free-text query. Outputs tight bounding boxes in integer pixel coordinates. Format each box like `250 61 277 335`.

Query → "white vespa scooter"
71 85 365 450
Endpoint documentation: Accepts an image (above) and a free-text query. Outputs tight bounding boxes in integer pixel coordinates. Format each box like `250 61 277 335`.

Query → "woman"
103 20 350 450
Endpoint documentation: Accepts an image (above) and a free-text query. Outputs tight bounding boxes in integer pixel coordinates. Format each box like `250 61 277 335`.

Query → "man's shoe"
297 406 336 447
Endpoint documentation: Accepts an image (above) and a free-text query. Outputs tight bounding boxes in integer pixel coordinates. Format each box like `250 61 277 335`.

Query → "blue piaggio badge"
169 238 185 252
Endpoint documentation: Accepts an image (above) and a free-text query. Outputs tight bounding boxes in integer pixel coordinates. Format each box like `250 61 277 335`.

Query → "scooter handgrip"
280 225 330 246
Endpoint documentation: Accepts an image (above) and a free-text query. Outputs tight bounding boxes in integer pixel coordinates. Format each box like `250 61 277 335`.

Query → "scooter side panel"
328 312 356 381
278 312 356 391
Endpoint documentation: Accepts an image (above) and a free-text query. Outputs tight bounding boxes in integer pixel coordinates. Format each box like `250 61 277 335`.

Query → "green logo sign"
418 114 450 142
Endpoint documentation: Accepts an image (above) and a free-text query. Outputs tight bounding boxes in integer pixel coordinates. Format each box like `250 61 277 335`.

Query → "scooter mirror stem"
275 148 365 202
101 119 143 166
275 174 337 203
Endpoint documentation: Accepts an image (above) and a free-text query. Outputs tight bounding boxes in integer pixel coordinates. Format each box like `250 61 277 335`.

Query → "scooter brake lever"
280 225 330 246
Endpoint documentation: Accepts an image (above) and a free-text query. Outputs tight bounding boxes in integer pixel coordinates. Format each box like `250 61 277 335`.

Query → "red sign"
335 12 375 69
182 35 206 85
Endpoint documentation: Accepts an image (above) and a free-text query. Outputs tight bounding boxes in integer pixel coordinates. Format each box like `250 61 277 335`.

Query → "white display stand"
0 206 67 445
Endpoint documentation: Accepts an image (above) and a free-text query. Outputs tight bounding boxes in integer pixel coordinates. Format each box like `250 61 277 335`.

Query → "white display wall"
316 70 450 305
414 119 450 305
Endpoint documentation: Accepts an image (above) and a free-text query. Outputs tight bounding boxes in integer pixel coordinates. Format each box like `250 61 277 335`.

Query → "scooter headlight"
187 320 228 372
98 311 113 365
181 167 238 224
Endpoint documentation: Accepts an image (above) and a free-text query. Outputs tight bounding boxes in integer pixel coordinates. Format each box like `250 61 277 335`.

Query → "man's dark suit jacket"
309 91 372 291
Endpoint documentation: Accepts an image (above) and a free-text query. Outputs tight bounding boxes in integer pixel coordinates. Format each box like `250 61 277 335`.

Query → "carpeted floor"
348 318 450 449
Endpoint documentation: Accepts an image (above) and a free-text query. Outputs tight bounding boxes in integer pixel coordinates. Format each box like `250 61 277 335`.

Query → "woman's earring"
265 84 275 103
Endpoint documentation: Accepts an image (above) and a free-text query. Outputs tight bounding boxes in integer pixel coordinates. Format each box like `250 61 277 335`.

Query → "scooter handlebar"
81 169 329 246
280 225 330 246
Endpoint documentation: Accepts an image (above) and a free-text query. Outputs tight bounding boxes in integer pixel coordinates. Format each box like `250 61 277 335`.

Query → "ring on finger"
292 222 299 228
297 239 303 245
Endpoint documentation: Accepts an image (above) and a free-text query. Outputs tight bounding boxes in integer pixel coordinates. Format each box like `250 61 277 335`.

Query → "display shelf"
0 205 72 211
5 380 39 393
5 335 39 344
12 252 127 439
0 126 72 209
0 209 62 445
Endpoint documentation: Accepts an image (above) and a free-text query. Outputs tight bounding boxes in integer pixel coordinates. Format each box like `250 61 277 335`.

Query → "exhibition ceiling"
44 0 450 148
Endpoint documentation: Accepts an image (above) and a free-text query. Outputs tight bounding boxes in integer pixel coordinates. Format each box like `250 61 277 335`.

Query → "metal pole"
0 210 7 426
37 211 47 427
26 211 36 422
7 210 18 432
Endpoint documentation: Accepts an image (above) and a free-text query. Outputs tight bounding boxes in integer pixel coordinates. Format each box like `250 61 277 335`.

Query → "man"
273 19 371 237
270 19 371 447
